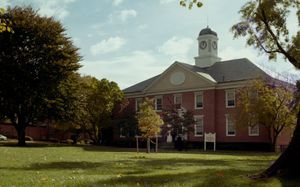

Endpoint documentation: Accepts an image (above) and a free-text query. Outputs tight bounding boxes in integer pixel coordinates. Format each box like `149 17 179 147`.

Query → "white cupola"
194 27 221 68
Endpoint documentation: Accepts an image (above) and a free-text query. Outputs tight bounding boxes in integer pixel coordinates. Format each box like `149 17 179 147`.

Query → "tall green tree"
0 6 81 146
231 0 300 177
236 80 296 151
112 99 138 138
75 77 124 144
137 98 164 153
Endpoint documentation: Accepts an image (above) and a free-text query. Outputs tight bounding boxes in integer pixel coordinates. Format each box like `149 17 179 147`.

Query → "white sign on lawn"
204 132 216 151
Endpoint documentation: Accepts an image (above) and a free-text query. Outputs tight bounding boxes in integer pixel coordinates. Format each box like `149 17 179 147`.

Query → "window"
155 96 163 111
136 98 143 111
226 114 235 136
226 90 235 108
248 114 259 136
120 127 126 138
249 125 259 136
194 92 203 109
194 115 204 136
174 94 182 109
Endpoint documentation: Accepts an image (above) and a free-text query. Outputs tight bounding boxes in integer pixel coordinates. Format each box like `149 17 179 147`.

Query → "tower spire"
206 16 209 28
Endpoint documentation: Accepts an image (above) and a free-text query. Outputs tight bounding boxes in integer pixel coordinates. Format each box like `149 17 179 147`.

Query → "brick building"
122 27 291 150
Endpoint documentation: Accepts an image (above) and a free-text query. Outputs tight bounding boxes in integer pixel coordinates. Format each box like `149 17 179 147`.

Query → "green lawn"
0 142 299 187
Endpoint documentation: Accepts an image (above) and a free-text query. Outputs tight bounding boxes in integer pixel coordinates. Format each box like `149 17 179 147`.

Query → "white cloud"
12 0 76 20
118 9 137 22
219 46 263 62
90 36 126 55
158 37 194 61
112 0 123 6
138 24 148 31
159 0 177 4
109 9 137 23
37 0 75 20
79 50 171 89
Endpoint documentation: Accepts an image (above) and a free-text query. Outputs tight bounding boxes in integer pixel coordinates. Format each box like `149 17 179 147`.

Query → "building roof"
123 58 270 94
199 27 217 37
180 58 269 83
123 74 160 94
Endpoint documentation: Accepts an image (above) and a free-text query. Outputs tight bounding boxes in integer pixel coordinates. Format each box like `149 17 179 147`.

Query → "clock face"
170 72 185 85
200 41 207 49
212 41 217 49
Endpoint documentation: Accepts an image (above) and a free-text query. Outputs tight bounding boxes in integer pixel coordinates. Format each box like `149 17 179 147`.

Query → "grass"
0 142 299 187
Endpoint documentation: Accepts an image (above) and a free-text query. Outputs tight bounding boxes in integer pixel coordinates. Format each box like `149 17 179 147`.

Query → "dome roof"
199 27 217 36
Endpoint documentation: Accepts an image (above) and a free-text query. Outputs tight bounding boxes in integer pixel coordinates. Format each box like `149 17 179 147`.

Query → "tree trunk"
15 122 26 146
271 132 279 152
258 110 300 178
267 126 273 151
147 138 150 153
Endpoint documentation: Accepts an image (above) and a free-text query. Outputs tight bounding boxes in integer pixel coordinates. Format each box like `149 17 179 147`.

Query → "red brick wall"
0 123 76 141
127 88 284 144
0 123 48 140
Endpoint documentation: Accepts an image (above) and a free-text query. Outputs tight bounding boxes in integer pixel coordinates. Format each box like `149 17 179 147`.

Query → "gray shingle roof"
199 27 217 37
180 58 270 83
123 74 160 94
123 58 270 94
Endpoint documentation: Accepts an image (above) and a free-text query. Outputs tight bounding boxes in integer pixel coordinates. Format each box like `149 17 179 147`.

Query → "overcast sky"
2 0 299 88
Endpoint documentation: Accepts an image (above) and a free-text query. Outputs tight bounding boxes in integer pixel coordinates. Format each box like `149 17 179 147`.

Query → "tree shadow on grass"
28 161 105 170
1 154 289 186
83 168 275 187
23 158 228 171
82 145 142 153
81 146 277 158
90 167 299 187
135 158 227 168
4 153 271 173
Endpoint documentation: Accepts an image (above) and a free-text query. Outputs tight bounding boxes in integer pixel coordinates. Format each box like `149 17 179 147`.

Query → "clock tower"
194 27 221 68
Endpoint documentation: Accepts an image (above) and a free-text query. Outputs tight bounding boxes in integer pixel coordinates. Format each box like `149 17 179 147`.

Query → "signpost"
135 135 141 153
204 132 216 151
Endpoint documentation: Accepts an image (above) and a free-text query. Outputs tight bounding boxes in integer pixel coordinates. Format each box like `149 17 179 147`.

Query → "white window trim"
135 98 142 112
225 114 236 136
194 92 203 109
226 90 235 108
174 94 182 105
248 125 259 136
155 96 163 112
194 115 204 137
